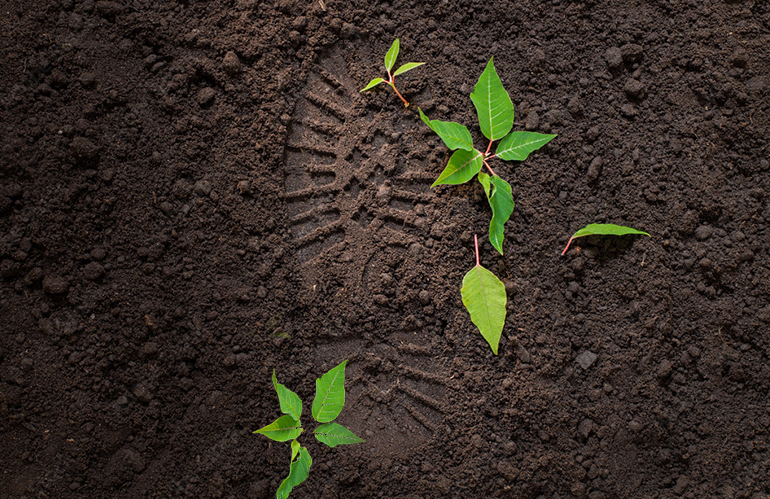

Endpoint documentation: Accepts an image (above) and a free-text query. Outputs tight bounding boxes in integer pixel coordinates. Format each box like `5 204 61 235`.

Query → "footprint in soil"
282 44 452 455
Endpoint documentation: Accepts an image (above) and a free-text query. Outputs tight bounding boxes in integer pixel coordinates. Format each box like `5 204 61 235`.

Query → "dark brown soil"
2 0 770 498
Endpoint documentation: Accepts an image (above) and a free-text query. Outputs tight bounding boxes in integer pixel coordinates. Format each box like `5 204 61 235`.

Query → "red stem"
484 139 494 156
483 160 496 176
561 237 574 256
388 76 409 107
474 234 480 267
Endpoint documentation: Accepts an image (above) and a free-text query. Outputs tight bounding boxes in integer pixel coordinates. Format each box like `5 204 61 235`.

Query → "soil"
1 0 770 498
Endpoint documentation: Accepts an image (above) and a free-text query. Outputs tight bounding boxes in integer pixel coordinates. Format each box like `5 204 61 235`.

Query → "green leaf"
254 415 302 442
311 360 348 423
478 173 514 255
360 78 385 92
562 223 650 255
314 422 365 448
419 108 474 151
272 370 302 421
461 262 507 355
495 131 557 161
432 149 484 187
384 39 399 73
290 439 300 461
470 57 514 141
276 446 312 499
393 62 425 77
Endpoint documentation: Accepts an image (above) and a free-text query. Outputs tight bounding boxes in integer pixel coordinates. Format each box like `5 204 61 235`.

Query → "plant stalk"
474 234 480 267
388 79 410 107
561 237 574 256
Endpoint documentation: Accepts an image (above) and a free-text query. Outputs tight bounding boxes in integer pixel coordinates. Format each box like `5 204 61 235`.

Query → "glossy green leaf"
461 262 507 355
384 39 399 73
562 223 650 255
393 62 425 77
495 131 557 161
419 108 474 151
360 78 385 92
276 446 312 499
272 370 302 421
254 415 302 442
470 57 514 141
432 149 484 187
290 439 300 461
311 360 347 423
314 423 365 448
478 173 514 255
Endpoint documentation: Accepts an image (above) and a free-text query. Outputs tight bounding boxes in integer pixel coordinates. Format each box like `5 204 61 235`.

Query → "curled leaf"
562 223 650 255
276 446 312 499
478 173 514 255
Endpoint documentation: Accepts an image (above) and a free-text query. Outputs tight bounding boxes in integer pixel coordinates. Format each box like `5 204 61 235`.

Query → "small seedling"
360 38 425 107
420 58 556 255
255 361 363 499
461 235 507 354
561 223 650 255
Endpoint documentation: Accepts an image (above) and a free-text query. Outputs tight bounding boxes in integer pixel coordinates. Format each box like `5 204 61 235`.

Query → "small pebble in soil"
223 51 241 75
83 261 105 280
587 157 603 182
196 87 216 107
605 47 623 69
623 78 646 99
576 351 597 369
42 275 69 294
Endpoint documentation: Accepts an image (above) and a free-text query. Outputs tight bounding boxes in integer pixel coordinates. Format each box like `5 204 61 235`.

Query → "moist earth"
1 0 770 498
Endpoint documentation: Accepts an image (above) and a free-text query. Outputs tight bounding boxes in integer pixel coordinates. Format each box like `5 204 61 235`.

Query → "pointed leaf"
419 108 474 151
290 439 300 461
461 264 507 355
393 62 425 77
272 370 302 421
276 446 311 499
254 415 302 442
470 57 514 141
314 423 365 448
360 78 385 92
384 39 399 73
478 173 514 255
432 149 484 187
562 223 650 255
496 131 557 161
311 360 347 423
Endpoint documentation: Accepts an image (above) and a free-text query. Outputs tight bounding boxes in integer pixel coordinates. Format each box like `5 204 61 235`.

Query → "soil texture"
1 0 770 498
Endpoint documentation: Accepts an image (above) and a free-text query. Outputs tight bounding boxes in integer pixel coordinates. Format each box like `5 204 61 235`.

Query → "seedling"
420 58 556 255
360 38 425 107
255 360 363 499
561 223 650 255
462 235 507 354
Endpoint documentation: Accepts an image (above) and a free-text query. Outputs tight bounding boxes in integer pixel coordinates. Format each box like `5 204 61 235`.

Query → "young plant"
561 223 650 255
255 360 363 499
420 58 556 255
360 38 425 107
462 235 507 355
